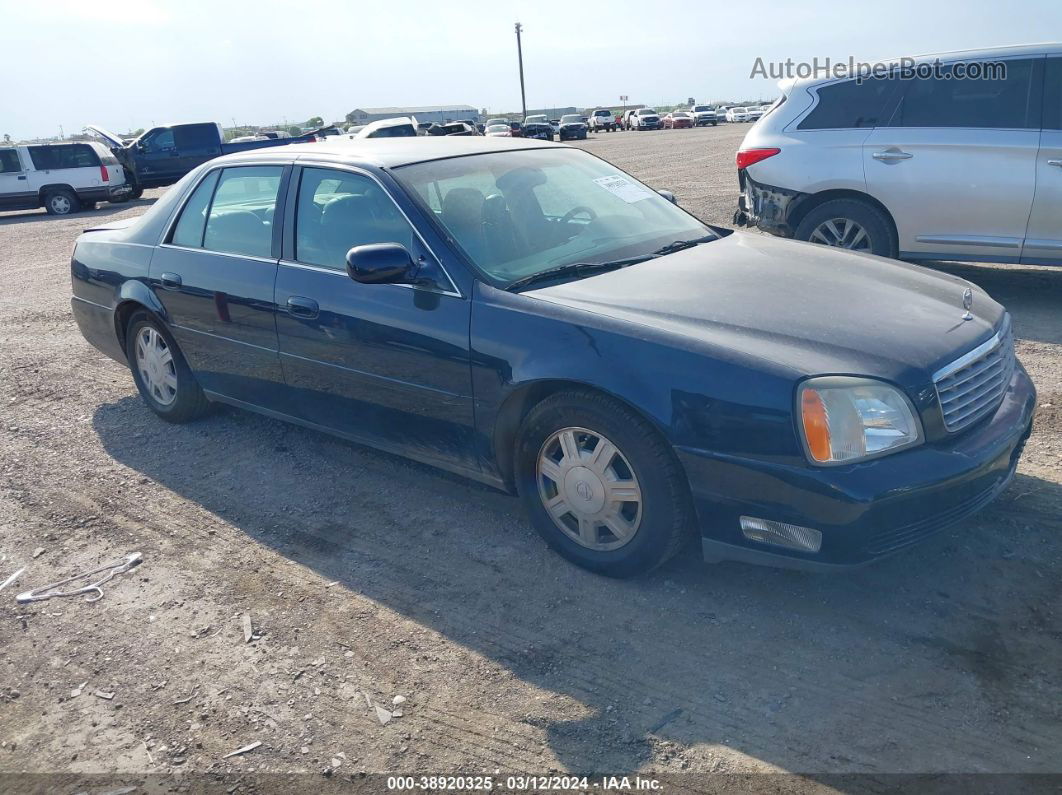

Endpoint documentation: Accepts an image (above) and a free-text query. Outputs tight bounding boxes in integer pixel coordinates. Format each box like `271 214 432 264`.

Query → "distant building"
345 105 480 125
524 107 578 118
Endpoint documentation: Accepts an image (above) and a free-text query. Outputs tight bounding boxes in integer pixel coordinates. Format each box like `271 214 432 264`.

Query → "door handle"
1048 159 1062 168
873 149 913 161
286 296 319 319
159 272 182 290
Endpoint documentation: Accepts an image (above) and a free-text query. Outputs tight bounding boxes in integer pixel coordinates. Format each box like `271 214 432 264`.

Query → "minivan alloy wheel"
808 217 871 252
48 194 74 214
537 427 643 551
135 326 178 406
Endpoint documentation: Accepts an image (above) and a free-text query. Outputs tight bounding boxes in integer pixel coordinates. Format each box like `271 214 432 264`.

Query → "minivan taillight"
736 148 780 170
100 165 109 182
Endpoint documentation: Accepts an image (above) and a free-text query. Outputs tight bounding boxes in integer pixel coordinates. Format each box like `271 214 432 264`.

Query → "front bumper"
559 128 587 139
678 365 1037 570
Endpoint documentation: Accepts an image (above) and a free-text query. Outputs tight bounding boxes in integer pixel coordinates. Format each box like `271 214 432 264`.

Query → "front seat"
440 188 487 264
316 194 377 268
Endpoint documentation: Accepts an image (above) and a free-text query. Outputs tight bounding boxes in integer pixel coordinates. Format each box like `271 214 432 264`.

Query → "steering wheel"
560 206 597 225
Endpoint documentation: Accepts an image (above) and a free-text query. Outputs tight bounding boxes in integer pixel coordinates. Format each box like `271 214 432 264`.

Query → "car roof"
214 136 567 169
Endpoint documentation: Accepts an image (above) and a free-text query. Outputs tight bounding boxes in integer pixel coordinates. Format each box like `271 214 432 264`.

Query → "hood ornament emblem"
961 287 974 321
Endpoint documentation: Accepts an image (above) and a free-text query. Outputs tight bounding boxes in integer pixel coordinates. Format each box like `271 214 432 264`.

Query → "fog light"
740 516 822 553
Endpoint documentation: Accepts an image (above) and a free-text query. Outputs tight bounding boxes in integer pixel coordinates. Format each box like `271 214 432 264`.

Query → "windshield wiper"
649 235 715 257
505 258 644 292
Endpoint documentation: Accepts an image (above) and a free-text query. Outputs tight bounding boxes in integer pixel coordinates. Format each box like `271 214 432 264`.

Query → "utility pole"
515 22 527 120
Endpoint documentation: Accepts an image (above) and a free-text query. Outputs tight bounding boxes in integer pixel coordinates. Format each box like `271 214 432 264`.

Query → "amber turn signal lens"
801 388 831 462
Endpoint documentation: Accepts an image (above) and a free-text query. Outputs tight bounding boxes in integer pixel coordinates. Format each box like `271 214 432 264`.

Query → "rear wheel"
793 198 896 258
516 391 694 577
125 311 211 423
43 189 78 215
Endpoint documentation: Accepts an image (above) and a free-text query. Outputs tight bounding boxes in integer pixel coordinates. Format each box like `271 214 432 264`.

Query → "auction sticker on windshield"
593 175 654 203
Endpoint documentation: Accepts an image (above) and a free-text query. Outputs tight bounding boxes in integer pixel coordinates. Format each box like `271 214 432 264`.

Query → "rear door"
172 123 223 176
273 165 477 471
26 143 103 194
149 165 287 405
0 148 33 209
862 56 1043 260
1022 57 1062 264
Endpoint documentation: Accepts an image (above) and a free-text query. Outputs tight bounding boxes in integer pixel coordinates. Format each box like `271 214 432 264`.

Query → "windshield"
394 148 714 287
485 124 509 132
525 115 547 123
638 109 657 115
560 115 582 123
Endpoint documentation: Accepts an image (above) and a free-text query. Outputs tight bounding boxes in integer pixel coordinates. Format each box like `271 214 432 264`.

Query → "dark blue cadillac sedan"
71 137 1036 577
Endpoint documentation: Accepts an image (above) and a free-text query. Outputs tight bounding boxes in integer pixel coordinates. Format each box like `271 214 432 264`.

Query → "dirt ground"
1 124 1059 791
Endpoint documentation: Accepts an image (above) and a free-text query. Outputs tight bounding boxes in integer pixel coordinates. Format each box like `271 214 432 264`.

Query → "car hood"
528 231 1004 385
85 124 128 149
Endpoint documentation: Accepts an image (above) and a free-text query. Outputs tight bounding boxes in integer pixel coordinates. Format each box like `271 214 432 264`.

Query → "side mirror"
658 190 678 205
345 243 415 284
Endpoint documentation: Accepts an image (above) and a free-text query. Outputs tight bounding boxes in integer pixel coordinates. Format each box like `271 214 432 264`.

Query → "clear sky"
2 0 1060 139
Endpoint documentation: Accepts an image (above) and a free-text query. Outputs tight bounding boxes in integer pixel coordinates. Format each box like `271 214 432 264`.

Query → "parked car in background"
558 114 588 141
734 43 1062 264
588 109 617 132
688 105 719 126
523 115 555 141
69 137 1034 577
715 107 730 123
746 106 766 122
228 135 269 143
426 121 479 136
725 107 751 122
509 121 524 138
663 111 693 129
353 117 419 138
0 141 131 215
549 119 561 135
87 122 312 198
629 108 662 130
484 122 512 137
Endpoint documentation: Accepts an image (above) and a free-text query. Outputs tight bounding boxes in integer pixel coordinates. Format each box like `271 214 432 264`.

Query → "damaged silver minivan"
734 43 1062 265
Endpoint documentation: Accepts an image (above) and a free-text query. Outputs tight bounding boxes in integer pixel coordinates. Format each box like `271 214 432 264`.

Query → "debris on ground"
32 547 45 559
94 690 115 700
374 706 393 725
222 740 262 759
0 567 24 593
242 613 253 643
15 552 142 603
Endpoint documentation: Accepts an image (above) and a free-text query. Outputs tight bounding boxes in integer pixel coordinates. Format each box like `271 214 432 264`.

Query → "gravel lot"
1 124 1060 790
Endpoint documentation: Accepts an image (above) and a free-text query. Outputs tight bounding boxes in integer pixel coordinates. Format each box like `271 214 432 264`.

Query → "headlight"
798 377 922 465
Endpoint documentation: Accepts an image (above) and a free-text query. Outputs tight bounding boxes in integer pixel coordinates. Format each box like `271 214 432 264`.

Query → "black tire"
515 390 694 578
43 189 78 216
793 198 897 259
128 183 144 200
125 311 211 423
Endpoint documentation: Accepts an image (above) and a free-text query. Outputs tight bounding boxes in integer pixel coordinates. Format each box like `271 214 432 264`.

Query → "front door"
149 164 287 405
273 165 477 472
1023 56 1062 264
863 57 1042 261
0 149 33 209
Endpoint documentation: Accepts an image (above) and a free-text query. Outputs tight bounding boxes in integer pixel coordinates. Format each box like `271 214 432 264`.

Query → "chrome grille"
934 315 1015 432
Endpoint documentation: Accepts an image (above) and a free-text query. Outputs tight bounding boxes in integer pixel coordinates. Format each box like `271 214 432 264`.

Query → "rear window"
0 149 22 173
798 76 897 130
27 143 100 170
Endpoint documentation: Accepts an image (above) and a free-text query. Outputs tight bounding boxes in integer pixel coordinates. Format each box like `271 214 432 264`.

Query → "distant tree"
305 116 324 128
287 125 302 136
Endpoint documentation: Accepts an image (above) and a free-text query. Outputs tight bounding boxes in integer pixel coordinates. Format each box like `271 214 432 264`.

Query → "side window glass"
202 166 282 258
0 150 22 173
295 167 419 271
798 76 897 130
170 170 221 248
65 145 99 168
142 129 176 153
1045 58 1061 130
28 146 58 170
894 59 1036 128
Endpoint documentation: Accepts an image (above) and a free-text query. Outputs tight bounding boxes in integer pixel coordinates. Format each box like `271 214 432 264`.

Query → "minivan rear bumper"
733 172 803 237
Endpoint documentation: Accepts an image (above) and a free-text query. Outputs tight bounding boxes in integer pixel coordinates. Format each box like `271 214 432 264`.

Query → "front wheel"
793 198 897 259
125 312 212 423
516 391 694 577
43 190 78 215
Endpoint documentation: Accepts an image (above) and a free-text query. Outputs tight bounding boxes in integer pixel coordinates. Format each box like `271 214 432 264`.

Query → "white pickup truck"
587 109 618 133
